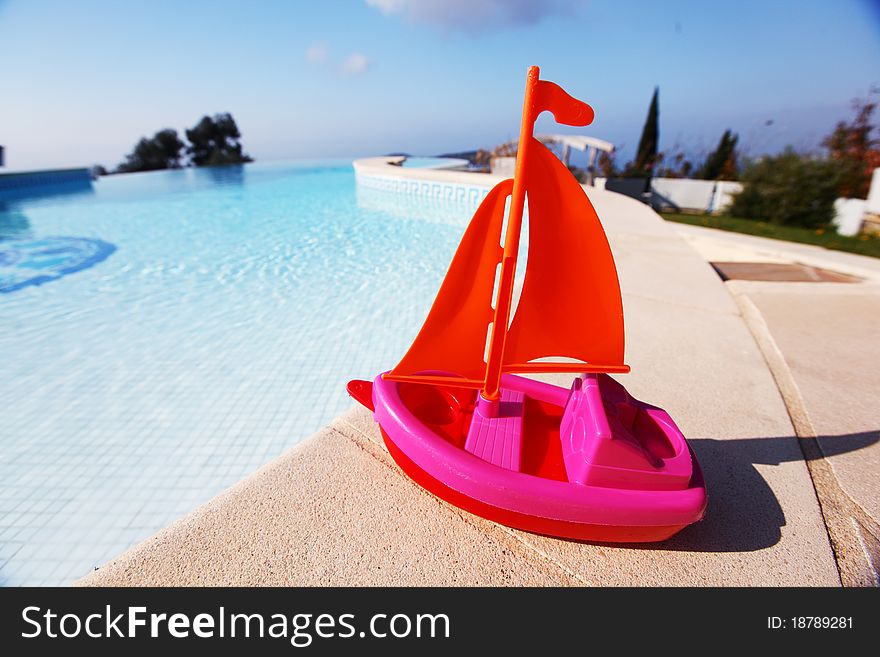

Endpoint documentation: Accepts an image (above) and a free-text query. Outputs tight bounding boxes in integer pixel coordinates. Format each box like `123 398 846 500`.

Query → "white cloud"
306 44 370 76
305 43 328 64
366 0 405 13
339 52 369 76
366 0 577 33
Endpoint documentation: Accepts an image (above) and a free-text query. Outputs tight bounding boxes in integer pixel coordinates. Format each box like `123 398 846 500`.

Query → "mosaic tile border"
355 171 491 209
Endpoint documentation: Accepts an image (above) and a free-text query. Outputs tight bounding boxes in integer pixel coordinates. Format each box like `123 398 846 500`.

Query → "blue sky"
1 0 878 171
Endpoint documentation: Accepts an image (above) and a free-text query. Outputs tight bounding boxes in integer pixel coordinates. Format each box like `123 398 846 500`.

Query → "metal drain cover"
710 261 862 283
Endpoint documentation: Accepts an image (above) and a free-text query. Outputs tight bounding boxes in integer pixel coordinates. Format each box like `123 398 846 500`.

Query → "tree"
656 145 695 179
627 87 659 178
822 92 880 198
729 148 843 228
116 129 185 173
696 130 739 180
472 149 491 167
597 150 618 178
185 113 253 167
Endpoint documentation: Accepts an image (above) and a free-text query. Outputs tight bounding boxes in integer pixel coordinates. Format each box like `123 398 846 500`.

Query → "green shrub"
728 148 842 228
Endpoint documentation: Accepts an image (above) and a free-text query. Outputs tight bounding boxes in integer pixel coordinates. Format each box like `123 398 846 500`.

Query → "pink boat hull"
347 374 707 543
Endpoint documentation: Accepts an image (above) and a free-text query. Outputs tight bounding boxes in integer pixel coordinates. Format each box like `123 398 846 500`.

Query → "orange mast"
481 66 541 401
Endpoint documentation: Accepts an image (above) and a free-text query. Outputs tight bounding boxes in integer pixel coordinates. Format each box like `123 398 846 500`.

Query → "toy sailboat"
347 66 707 542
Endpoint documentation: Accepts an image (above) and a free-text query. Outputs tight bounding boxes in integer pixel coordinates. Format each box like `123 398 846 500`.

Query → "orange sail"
385 179 512 387
385 66 629 394
502 138 627 373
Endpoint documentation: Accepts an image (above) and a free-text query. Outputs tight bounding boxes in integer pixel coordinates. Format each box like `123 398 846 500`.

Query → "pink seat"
464 388 524 471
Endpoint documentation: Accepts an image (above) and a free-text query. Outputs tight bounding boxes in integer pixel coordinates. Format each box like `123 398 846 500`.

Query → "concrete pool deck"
78 184 877 587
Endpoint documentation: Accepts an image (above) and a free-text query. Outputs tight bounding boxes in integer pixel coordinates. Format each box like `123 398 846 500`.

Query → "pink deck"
464 388 524 471
369 372 707 531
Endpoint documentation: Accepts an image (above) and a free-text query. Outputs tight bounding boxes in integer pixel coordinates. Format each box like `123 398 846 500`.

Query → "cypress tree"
697 129 739 180
633 87 659 178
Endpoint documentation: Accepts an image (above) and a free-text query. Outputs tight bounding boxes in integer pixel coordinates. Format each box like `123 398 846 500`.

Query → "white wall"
597 167 880 233
711 181 744 213
866 167 880 215
594 177 742 213
830 167 880 236
832 198 867 236
651 178 713 211
650 178 743 213
490 157 516 178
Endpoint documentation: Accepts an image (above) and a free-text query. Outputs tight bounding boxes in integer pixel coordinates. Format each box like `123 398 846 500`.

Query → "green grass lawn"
660 212 880 259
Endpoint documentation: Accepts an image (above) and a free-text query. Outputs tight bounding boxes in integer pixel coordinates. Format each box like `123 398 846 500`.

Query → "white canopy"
491 134 615 183
536 134 614 154
535 134 614 184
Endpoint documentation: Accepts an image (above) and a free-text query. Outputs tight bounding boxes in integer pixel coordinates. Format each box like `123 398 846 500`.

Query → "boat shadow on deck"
632 430 879 553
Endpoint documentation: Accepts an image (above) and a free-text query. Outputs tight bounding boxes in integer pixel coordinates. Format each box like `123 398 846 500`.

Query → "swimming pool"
0 161 481 585
399 157 469 170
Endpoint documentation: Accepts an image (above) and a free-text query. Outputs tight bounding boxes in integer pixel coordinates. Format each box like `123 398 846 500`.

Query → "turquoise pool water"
0 161 479 585
400 157 469 170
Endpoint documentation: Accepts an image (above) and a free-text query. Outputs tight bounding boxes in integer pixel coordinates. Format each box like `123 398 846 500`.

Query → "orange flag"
533 80 594 127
